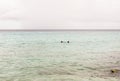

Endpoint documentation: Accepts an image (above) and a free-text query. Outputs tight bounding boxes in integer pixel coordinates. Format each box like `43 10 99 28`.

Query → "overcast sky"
0 0 120 29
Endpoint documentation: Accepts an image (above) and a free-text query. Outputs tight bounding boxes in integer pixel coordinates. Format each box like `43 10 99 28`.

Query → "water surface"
0 31 120 81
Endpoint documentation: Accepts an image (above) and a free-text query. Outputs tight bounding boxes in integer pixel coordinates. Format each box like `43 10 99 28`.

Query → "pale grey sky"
0 0 120 29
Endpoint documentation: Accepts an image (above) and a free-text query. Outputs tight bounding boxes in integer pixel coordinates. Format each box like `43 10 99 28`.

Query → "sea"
0 31 120 81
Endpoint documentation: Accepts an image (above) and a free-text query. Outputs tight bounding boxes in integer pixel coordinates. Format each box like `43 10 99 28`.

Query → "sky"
0 0 120 29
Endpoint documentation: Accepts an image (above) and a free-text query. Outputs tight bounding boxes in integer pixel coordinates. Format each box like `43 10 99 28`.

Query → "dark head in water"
67 41 69 43
61 41 63 43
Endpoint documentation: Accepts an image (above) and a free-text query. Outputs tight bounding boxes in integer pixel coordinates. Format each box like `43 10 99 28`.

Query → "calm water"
0 31 120 81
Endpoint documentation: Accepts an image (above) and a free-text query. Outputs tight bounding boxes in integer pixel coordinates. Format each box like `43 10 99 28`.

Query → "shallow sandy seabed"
0 75 120 81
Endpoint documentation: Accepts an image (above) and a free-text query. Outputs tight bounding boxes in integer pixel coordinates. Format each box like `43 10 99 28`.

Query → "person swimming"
67 41 69 43
60 41 70 43
61 41 63 43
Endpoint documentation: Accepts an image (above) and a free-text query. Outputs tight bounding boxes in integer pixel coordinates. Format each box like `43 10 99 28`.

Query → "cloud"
23 0 120 29
0 20 23 29
0 0 120 29
0 9 23 20
0 0 24 29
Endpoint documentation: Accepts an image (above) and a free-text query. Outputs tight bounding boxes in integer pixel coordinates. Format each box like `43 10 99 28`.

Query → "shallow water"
0 31 120 81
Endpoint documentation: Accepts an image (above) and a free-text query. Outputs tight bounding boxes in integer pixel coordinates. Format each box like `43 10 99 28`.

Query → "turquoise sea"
0 31 120 81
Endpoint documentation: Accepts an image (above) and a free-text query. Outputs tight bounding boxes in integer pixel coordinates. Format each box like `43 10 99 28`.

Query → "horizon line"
0 29 120 31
